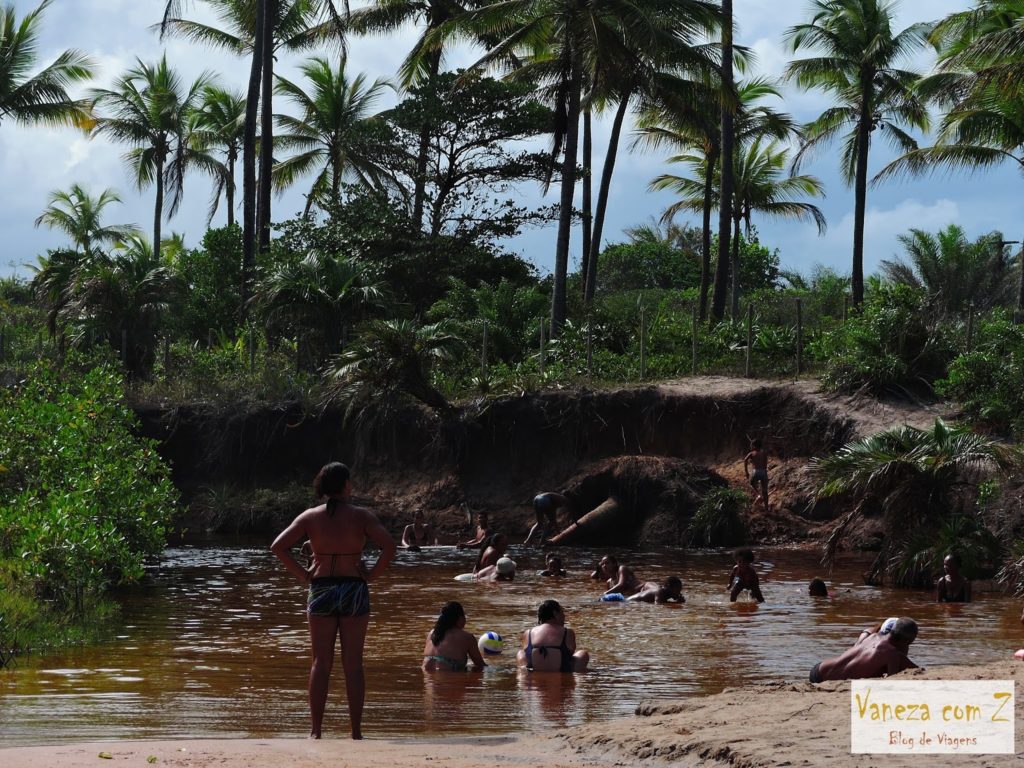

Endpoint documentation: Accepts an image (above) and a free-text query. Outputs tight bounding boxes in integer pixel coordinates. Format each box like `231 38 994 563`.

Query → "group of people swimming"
270 459 968 741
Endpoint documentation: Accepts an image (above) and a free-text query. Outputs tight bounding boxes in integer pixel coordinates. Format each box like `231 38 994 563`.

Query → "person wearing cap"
472 532 508 574
475 556 516 581
810 617 920 683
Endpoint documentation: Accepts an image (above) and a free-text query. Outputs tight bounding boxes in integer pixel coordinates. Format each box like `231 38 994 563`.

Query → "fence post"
691 305 698 376
796 297 803 377
745 303 753 378
481 320 488 382
966 303 975 352
539 318 545 376
639 306 646 381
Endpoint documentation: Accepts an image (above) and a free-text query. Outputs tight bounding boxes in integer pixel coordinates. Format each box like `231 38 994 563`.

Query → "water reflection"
1 543 1020 745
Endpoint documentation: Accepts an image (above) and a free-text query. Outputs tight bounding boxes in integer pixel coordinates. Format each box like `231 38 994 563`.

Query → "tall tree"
634 78 793 319
0 0 95 129
347 0 486 229
90 56 217 261
34 184 140 257
785 0 929 309
191 86 247 226
710 0 735 323
446 0 718 335
272 56 392 214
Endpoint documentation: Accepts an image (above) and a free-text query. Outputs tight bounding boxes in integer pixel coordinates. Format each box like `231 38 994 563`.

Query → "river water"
1 542 1020 745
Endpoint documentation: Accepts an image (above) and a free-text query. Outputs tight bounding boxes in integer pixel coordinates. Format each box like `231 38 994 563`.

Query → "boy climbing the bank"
743 439 770 509
729 548 765 603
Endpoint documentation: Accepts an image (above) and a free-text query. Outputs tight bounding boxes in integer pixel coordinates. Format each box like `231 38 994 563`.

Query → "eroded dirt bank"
135 377 950 542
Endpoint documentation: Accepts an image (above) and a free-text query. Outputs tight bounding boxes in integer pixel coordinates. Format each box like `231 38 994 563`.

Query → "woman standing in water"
271 462 396 740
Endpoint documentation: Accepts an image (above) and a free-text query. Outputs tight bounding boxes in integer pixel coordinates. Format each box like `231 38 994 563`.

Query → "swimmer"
809 577 829 597
729 548 765 603
472 532 508 574
935 552 971 603
743 439 770 508
475 556 516 581
810 617 920 682
400 510 435 551
422 601 487 672
525 492 570 545
628 576 685 604
456 510 491 550
591 554 641 597
540 553 567 577
517 599 590 673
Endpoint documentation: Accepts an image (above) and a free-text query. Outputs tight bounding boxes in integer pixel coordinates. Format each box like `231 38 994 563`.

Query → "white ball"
478 631 504 655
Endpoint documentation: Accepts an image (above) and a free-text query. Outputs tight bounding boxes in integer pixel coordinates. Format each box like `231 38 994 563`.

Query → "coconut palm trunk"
729 214 741 318
711 0 734 323
258 0 276 254
552 53 583 334
585 90 631 305
226 149 236 227
581 107 593 293
241 1 266 320
852 86 872 309
153 157 165 261
699 144 719 320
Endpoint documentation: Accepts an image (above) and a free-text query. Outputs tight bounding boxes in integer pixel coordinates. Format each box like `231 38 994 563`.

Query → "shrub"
687 487 748 547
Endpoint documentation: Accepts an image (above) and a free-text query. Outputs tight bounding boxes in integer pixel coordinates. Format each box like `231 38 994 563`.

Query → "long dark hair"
430 601 465 646
314 462 350 516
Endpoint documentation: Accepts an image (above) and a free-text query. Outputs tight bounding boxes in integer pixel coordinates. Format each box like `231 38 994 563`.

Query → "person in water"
935 552 971 603
472 532 508 574
524 492 571 545
628 576 685 604
270 462 396 740
422 601 487 672
400 510 435 551
809 577 830 597
475 556 516 581
743 439 770 508
540 553 567 577
591 554 641 597
517 599 590 673
729 548 765 603
810 617 920 683
456 510 491 550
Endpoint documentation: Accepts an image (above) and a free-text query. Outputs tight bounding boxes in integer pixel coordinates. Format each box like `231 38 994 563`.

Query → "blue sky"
2 0 1020 282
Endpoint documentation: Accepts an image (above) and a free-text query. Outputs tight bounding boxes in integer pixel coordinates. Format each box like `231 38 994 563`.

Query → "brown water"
2 542 1021 745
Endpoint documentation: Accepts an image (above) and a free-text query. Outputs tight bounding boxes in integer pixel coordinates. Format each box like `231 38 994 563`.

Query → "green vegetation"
0 359 178 659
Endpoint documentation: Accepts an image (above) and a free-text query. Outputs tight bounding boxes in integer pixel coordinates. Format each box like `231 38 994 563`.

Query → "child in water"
628 576 685 604
729 548 765 603
809 577 830 597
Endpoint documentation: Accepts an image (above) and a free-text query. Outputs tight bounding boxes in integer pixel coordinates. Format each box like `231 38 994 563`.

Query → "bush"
0 361 178 616
687 487 748 547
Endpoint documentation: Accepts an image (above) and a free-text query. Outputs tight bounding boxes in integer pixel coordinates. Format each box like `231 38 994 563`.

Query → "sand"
5 660 1021 768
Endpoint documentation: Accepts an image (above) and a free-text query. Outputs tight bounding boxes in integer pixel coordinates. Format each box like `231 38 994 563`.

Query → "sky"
2 0 1021 283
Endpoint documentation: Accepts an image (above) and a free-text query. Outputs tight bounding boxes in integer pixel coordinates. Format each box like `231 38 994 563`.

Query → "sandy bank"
5 660 1021 768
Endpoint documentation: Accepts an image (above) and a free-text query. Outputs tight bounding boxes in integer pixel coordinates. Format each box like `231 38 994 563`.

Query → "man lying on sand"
810 617 920 683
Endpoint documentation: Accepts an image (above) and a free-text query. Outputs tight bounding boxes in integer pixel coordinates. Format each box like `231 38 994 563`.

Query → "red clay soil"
135 377 954 545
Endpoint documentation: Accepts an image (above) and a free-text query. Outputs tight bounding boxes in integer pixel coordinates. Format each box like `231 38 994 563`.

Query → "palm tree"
34 184 140 257
880 225 1015 314
89 56 218 262
652 139 826 315
325 319 463 417
253 250 385 366
633 78 795 319
159 0 345 313
0 0 95 129
191 86 247 226
812 418 1020 585
445 0 718 335
785 0 930 309
712 0 735 324
273 56 392 214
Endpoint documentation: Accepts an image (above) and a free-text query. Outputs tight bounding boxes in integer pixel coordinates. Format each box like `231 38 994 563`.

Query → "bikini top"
526 628 573 673
311 550 363 577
